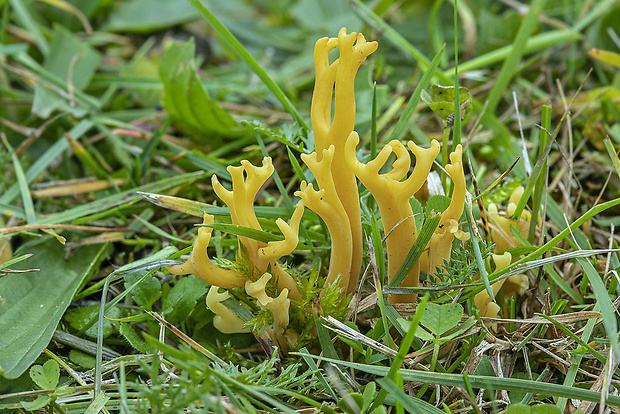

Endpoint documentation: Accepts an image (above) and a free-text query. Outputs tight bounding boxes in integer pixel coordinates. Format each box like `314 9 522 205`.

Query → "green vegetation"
1 0 620 412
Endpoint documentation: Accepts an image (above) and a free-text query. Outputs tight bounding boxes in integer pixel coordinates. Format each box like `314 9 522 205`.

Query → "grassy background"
1 0 620 412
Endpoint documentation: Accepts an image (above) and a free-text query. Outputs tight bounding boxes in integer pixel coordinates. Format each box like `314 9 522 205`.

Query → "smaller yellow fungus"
211 157 302 300
246 273 291 347
474 252 512 319
423 145 467 277
487 186 532 252
473 252 529 321
168 214 246 289
206 286 250 334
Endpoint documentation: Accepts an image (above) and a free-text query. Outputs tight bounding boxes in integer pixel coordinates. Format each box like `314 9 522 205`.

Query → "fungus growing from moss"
165 27 477 343
169 157 303 300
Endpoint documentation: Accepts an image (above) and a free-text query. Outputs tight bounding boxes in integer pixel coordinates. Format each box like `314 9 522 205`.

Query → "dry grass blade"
481 311 602 325
147 311 225 366
0 223 122 235
32 178 126 198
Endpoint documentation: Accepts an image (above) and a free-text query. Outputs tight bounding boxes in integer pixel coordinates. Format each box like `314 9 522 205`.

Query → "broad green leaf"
0 240 108 379
425 195 451 216
20 395 51 411
162 275 208 324
507 404 531 414
532 405 562 414
507 404 561 414
69 350 96 370
421 85 472 125
29 360 59 389
123 272 161 311
419 302 463 337
65 304 120 339
159 39 250 142
106 0 199 33
337 393 364 414
32 25 100 118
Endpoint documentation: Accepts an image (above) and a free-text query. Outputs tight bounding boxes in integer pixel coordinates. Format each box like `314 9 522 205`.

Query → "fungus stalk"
422 145 469 277
345 133 440 302
311 28 378 293
295 146 353 292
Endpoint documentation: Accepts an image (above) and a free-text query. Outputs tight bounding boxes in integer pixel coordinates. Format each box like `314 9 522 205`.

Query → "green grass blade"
301 355 620 406
10 149 36 224
186 0 309 131
373 295 429 409
484 0 547 117
389 212 440 288
577 257 620 362
465 202 492 300
377 377 445 413
371 83 378 159
452 0 461 148
529 105 551 243
0 120 94 205
388 45 445 143
605 136 620 178
201 222 284 244
313 311 339 360
132 215 190 244
442 30 581 78
9 0 48 54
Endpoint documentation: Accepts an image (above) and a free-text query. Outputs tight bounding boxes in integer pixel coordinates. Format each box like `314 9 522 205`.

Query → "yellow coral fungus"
245 273 291 347
169 156 303 300
211 157 303 300
487 186 532 252
295 146 353 292
206 286 250 334
311 28 378 293
165 28 477 342
168 214 246 289
345 132 440 301
423 145 467 277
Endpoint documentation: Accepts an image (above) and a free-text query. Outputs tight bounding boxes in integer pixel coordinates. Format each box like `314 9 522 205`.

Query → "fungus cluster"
474 186 532 318
167 28 509 344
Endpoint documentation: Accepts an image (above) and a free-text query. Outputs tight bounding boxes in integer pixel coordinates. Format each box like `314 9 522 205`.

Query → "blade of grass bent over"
186 0 309 131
